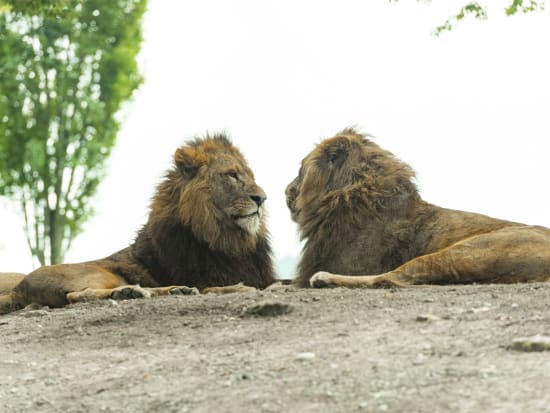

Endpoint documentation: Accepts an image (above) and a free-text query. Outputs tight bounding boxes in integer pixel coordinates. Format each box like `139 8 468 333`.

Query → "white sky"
1 0 549 276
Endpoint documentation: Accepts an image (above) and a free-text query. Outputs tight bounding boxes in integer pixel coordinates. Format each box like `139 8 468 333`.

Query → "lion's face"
285 171 302 223
286 130 365 225
206 155 266 235
157 134 268 255
286 128 416 233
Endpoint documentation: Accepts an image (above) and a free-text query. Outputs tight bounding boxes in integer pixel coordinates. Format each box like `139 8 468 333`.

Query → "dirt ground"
1 282 549 413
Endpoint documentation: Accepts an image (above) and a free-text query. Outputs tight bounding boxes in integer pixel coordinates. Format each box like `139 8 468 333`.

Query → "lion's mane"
288 128 429 287
101 133 276 290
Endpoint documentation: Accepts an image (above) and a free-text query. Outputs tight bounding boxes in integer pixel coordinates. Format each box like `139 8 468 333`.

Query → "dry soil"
1 283 549 413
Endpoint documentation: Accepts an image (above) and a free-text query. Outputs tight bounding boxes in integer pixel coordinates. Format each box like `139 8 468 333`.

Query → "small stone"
508 335 550 352
244 301 292 317
469 305 491 314
415 314 440 322
295 352 315 361
413 354 427 365
34 398 49 407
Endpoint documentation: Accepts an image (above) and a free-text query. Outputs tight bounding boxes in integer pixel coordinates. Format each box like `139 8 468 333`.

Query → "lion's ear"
174 147 206 179
329 148 346 163
319 137 350 167
325 147 347 167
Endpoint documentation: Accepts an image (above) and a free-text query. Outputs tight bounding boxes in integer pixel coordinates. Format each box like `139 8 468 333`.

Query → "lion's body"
1 134 275 314
0 273 25 295
286 129 550 288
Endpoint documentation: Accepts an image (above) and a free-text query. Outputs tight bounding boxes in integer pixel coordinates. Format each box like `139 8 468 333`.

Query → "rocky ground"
1 283 549 413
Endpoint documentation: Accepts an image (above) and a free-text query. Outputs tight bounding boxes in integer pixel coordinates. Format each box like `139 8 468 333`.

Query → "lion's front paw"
111 285 152 301
310 272 337 288
169 286 199 296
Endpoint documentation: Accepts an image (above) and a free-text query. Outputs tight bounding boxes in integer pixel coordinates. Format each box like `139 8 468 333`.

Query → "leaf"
0 0 146 265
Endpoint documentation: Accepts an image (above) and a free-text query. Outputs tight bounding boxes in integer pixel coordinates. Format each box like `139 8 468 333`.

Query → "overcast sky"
1 0 549 276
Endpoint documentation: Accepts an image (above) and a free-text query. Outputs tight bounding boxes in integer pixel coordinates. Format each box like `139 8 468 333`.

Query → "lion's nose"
250 194 266 207
285 181 297 198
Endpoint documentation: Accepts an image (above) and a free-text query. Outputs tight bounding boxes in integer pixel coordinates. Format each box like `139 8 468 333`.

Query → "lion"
0 273 25 295
0 133 276 314
286 128 550 288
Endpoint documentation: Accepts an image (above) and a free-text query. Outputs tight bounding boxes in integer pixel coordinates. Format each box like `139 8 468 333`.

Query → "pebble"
415 314 440 322
244 301 292 317
468 305 491 314
508 335 550 352
295 352 315 362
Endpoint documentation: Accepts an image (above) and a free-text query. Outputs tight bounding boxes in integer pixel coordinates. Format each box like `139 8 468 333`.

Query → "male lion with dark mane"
286 128 550 288
0 133 276 314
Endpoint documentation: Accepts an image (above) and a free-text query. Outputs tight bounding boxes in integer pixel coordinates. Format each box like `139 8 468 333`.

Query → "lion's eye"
226 172 238 181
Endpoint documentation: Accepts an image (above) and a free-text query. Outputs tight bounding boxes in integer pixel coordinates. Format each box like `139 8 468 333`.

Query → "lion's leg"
206 280 294 294
380 227 550 285
143 286 199 296
263 281 295 292
310 272 396 288
311 227 550 288
201 282 257 294
310 245 479 288
66 285 148 303
17 264 129 307
67 285 199 303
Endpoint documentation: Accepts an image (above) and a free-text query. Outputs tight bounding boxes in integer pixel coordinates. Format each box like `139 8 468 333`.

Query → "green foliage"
0 0 146 265
433 0 545 35
391 1 546 35
433 2 488 36
504 0 543 14
0 0 70 16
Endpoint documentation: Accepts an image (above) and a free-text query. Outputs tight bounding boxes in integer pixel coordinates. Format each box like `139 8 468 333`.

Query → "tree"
0 0 146 266
0 0 70 16
391 0 547 35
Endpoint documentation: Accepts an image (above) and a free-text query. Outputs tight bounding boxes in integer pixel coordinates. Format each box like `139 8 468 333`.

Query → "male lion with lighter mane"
0 133 276 314
286 128 550 288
